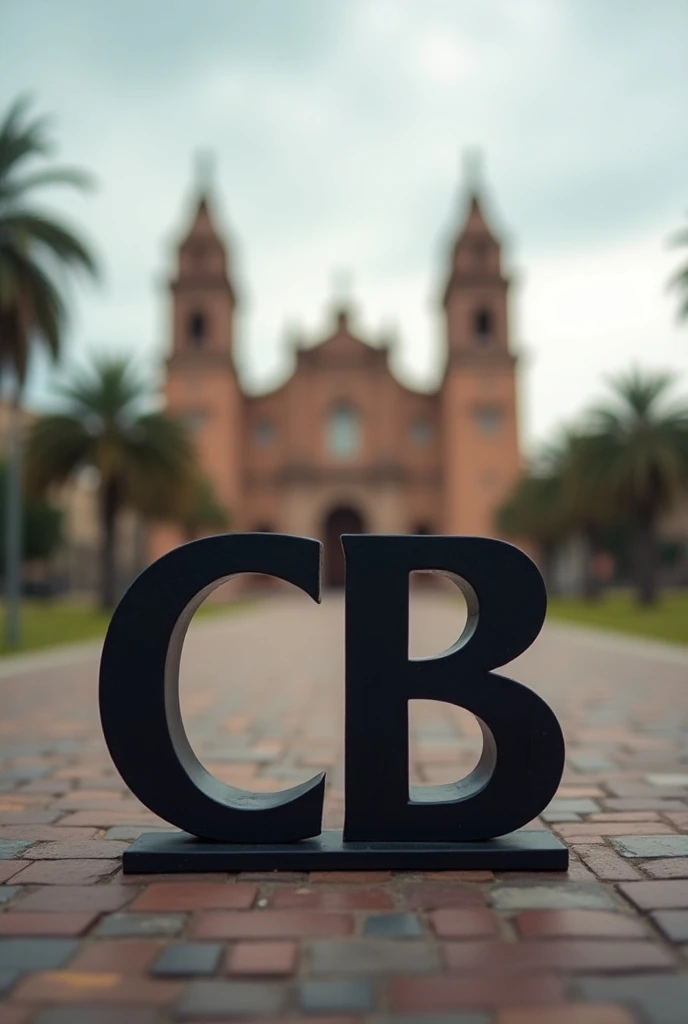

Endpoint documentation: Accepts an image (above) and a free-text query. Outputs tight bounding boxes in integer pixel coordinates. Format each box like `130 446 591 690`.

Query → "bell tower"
150 170 243 559
440 162 520 536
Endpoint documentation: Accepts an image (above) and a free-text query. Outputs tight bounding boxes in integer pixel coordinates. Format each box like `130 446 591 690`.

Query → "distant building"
150 170 523 584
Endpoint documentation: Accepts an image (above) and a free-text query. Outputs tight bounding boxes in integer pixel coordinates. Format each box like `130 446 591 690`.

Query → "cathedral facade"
152 174 521 585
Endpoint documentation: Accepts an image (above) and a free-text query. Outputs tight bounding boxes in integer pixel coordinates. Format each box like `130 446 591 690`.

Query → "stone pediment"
295 309 388 371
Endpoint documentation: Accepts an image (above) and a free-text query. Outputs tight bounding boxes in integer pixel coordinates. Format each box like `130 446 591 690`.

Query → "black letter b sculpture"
100 534 568 872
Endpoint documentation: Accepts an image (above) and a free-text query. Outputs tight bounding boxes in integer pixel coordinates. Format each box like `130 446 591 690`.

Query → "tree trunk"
4 378 23 648
99 478 120 611
634 511 658 607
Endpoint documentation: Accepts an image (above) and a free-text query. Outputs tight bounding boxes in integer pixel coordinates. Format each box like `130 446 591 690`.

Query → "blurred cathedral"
151 166 521 585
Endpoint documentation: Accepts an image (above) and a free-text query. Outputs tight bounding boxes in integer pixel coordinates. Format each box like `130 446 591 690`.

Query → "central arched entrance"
323 506 365 587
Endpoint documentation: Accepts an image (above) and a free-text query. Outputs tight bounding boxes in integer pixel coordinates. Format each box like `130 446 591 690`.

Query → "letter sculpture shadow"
100 533 568 872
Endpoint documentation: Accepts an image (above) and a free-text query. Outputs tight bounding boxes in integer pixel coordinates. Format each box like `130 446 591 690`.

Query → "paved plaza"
1 592 688 1023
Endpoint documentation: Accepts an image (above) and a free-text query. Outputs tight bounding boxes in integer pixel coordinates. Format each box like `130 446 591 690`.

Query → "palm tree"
0 95 97 644
669 213 688 320
497 471 567 593
555 429 618 601
26 357 196 609
499 427 588 594
566 369 688 606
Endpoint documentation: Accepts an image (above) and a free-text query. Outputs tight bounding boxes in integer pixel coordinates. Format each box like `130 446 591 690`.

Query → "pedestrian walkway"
0 592 687 1023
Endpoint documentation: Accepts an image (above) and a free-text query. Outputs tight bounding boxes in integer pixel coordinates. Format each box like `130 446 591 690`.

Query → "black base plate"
123 828 568 873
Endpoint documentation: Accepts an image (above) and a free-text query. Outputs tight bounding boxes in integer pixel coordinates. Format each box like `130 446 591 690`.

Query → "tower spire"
183 150 223 246
176 154 233 297
194 149 215 202
453 147 495 239
462 147 483 202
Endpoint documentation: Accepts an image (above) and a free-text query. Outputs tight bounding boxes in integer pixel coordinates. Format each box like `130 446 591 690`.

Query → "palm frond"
0 166 95 204
118 410 195 508
536 425 582 475
0 212 98 278
0 242 66 374
0 98 97 373
600 368 676 420
58 358 149 422
25 415 93 496
0 95 53 179
568 368 688 522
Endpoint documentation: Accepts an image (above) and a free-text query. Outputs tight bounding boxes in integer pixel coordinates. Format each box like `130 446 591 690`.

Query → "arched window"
473 308 492 342
327 403 361 459
188 311 208 348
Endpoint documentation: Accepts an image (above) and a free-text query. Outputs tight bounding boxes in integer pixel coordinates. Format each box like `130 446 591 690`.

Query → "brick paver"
1 591 688 1021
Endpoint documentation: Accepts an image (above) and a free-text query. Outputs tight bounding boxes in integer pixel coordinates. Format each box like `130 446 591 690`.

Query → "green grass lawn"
0 598 249 657
547 589 688 647
3 589 686 657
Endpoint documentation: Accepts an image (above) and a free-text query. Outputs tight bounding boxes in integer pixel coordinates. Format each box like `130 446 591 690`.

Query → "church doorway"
323 506 365 588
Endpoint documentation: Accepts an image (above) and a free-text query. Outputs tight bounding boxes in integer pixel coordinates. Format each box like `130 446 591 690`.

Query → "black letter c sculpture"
99 534 325 843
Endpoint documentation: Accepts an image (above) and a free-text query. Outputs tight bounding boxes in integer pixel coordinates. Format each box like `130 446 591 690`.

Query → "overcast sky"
3 0 688 450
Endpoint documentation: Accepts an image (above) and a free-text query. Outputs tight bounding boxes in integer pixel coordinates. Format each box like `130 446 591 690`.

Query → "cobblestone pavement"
1 591 688 1024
